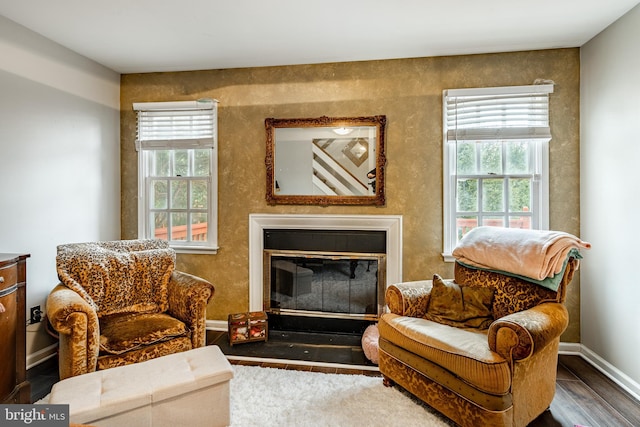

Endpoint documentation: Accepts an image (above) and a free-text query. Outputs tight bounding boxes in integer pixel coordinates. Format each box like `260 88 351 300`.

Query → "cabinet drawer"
0 263 17 291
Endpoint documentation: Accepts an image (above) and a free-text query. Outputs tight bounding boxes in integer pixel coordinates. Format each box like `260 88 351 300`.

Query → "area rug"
230 365 453 426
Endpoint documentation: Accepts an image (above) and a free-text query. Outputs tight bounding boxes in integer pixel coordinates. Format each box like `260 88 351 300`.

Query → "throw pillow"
425 274 494 329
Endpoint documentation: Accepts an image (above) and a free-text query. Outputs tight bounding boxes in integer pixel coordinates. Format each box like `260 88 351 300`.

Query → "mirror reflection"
275 126 375 196
265 116 386 205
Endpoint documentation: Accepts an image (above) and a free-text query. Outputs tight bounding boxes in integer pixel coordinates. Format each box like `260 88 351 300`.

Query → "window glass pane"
194 149 210 177
482 216 505 227
174 150 189 176
191 213 208 241
171 212 187 241
456 216 477 241
508 215 532 229
152 212 168 240
482 178 504 212
456 142 476 175
479 141 502 174
509 178 531 212
151 180 168 209
505 141 530 174
191 180 208 209
457 178 477 212
151 150 170 177
170 180 188 209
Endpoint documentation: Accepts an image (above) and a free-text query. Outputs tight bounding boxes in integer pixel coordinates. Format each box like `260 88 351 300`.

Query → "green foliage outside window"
455 140 533 234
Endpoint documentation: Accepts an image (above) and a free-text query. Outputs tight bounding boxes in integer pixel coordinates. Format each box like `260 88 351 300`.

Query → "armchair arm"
167 271 215 348
488 303 569 362
45 284 100 379
385 280 433 317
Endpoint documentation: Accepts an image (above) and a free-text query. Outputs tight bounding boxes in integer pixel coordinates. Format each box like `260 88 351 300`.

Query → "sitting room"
1 1 639 426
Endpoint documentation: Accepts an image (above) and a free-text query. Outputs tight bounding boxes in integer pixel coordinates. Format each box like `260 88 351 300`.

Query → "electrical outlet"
30 305 42 324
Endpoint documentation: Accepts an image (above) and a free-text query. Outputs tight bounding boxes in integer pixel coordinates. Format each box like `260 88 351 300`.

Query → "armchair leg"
382 375 395 387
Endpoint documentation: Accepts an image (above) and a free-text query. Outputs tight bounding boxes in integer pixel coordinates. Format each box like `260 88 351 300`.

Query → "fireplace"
263 229 386 322
248 214 402 333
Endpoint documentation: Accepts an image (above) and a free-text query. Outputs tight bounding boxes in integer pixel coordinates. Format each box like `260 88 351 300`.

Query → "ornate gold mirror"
265 116 386 205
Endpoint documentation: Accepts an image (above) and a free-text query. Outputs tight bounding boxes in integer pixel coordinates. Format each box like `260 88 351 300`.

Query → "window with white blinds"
134 99 219 253
442 85 553 260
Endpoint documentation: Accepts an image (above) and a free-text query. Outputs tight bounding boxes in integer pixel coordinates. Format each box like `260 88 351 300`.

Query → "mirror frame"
265 115 387 206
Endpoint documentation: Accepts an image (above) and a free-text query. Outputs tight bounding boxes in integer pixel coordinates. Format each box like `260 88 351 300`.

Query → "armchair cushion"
379 313 511 395
56 240 176 317
99 312 190 355
425 274 494 329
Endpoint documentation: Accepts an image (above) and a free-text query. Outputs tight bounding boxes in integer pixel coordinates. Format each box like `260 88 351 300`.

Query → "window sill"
442 253 455 263
172 245 219 255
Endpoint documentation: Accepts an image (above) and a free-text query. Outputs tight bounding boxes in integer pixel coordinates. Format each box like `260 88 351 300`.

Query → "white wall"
580 4 640 398
0 16 120 356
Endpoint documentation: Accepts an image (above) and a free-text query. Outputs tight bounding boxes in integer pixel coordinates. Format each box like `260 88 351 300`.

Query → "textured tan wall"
120 48 581 342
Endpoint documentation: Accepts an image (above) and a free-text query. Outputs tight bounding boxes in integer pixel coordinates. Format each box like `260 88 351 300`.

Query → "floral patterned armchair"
379 227 588 427
46 239 214 380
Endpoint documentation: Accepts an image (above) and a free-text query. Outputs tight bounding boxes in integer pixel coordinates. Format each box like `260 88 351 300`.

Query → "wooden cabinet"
0 253 30 404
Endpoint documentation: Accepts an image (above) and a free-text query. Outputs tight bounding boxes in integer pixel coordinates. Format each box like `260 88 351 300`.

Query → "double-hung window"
134 99 218 253
442 84 553 260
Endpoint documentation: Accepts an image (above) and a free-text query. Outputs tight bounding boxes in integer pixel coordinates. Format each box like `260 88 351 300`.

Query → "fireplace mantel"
248 214 402 312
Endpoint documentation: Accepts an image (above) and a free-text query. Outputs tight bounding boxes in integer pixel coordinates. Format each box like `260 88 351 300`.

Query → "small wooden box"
228 311 268 346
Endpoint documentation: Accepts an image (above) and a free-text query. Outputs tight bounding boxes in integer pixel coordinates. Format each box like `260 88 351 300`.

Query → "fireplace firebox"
263 229 386 333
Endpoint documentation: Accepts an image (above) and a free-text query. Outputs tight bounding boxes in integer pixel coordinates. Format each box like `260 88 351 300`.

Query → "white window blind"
134 99 217 150
444 84 553 142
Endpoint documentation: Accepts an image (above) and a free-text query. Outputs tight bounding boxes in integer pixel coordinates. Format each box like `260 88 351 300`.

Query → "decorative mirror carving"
265 115 386 205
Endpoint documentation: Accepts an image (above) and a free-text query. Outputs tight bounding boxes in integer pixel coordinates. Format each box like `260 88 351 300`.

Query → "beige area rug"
230 365 454 427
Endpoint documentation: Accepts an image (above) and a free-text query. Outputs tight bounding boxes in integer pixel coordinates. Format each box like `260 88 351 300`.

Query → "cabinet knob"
0 276 4 283
0 302 5 313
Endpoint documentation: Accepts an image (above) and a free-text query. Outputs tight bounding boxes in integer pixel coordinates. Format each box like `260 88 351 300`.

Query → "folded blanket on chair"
452 227 590 281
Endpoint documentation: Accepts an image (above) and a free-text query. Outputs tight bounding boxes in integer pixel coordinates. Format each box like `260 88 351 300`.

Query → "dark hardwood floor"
28 332 639 427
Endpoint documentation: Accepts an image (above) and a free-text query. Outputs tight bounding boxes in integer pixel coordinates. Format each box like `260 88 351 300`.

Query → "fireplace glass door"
264 250 385 321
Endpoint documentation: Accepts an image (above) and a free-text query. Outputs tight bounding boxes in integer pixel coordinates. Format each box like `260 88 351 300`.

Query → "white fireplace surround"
248 214 403 312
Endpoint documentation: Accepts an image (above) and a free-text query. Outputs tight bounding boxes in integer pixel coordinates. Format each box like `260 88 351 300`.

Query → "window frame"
133 100 219 254
442 85 552 261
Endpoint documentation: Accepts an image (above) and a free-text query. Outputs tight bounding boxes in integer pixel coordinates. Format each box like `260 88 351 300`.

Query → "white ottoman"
48 346 233 427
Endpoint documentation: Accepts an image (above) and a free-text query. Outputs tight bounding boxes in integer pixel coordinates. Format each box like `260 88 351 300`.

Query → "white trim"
133 99 218 111
26 343 58 369
445 84 554 97
207 319 228 331
559 342 640 402
248 214 403 312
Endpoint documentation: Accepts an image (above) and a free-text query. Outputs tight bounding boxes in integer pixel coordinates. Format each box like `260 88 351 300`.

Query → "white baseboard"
559 342 640 402
26 343 58 370
206 319 228 331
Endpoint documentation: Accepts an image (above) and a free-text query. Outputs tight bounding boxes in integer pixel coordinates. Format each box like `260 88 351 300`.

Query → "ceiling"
1 0 639 74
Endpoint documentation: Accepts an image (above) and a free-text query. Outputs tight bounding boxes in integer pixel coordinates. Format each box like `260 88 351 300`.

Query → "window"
134 99 218 253
442 84 553 260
